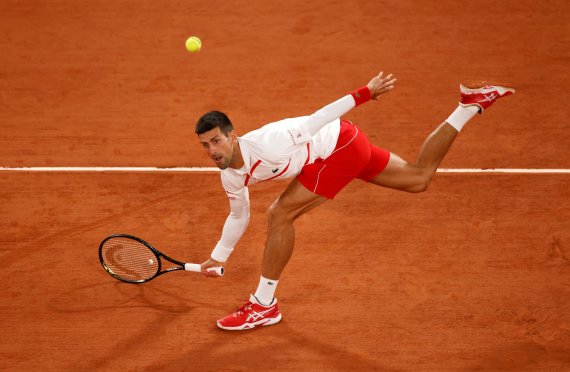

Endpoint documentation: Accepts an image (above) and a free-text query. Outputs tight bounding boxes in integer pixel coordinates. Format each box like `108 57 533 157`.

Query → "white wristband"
211 241 234 263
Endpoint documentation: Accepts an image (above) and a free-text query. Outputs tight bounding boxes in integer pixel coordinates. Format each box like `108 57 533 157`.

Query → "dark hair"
195 111 234 135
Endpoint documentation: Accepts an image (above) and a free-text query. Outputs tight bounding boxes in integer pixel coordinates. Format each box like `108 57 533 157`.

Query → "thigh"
297 122 372 200
297 161 359 200
368 152 426 191
273 178 328 220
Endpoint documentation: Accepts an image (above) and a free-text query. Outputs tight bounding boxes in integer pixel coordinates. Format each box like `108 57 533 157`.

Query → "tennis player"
195 71 514 330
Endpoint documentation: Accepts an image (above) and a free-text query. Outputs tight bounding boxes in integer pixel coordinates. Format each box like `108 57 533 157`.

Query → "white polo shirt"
211 93 359 262
221 118 340 196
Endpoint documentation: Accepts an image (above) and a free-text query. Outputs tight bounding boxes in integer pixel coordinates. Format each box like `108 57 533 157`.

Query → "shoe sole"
217 313 283 331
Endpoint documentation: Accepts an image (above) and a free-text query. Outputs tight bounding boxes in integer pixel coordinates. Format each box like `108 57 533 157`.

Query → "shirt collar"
233 137 252 175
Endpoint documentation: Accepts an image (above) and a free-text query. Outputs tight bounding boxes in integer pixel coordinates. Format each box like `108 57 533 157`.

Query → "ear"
229 130 238 142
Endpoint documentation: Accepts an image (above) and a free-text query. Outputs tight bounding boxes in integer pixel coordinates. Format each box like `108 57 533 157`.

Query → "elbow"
230 208 250 221
240 210 251 232
240 206 251 221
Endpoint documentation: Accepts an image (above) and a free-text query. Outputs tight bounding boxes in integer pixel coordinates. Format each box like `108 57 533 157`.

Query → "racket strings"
101 238 159 281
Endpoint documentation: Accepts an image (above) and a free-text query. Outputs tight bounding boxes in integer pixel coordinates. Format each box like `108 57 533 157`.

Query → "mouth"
212 155 224 164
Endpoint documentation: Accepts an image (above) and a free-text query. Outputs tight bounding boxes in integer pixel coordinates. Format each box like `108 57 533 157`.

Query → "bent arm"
210 187 251 263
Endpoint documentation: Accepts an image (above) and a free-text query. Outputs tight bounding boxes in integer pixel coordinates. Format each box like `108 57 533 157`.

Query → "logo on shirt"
272 168 279 173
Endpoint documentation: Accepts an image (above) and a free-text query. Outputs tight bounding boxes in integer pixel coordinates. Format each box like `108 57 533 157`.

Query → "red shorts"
297 120 390 199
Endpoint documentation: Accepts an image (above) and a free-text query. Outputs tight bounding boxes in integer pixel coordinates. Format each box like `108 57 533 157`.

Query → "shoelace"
235 301 253 315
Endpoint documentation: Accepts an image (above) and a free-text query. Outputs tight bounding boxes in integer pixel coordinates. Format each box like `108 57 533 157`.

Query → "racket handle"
184 263 224 276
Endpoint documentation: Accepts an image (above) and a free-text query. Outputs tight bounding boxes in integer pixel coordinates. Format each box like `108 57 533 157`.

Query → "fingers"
385 78 397 87
382 74 395 85
375 71 394 82
368 71 397 100
202 270 222 278
382 73 397 86
374 72 396 86
202 266 224 278
377 78 396 92
369 73 397 100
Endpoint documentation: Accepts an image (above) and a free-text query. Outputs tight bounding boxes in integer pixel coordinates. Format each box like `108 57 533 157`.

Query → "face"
198 127 236 169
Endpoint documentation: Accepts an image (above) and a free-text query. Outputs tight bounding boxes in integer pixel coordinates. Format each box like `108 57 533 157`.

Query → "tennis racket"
99 234 224 283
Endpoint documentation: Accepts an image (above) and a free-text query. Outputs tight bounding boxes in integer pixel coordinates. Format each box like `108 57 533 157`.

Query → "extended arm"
201 187 250 276
304 71 396 136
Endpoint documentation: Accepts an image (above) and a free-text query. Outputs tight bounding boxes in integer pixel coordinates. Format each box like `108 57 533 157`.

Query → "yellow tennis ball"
185 36 202 53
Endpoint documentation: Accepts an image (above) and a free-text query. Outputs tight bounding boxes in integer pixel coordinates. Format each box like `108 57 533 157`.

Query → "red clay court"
1 0 569 370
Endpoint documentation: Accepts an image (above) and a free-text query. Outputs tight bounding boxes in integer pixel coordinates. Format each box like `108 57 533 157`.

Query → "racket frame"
99 233 188 284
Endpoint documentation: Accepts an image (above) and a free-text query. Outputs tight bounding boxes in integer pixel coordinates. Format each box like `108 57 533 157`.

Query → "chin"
216 162 230 170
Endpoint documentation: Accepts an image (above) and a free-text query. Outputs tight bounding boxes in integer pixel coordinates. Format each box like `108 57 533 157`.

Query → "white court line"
0 167 221 172
438 168 570 174
0 167 569 173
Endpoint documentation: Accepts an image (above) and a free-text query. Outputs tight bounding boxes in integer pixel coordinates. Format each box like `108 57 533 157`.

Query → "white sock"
253 276 279 306
446 105 479 132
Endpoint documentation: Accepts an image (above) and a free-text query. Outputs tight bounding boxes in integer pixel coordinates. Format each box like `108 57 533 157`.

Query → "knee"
406 183 428 193
267 201 294 225
405 175 431 193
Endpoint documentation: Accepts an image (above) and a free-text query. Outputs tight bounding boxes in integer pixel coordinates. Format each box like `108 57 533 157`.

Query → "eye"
202 143 209 149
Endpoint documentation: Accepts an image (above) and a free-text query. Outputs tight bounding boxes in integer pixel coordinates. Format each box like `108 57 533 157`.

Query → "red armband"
350 86 371 107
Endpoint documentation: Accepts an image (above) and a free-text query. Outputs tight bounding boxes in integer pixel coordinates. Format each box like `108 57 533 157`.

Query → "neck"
229 141 244 169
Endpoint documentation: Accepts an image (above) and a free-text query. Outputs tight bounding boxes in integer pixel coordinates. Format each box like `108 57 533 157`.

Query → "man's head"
195 111 238 170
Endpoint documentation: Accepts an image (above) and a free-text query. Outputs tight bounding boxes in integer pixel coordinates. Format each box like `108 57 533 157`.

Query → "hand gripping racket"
99 234 224 283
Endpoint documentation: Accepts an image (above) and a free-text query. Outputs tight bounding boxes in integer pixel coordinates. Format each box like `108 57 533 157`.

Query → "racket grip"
184 263 224 276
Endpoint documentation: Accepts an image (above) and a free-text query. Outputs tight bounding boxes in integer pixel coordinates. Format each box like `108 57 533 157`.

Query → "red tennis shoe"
459 81 515 113
217 295 282 331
